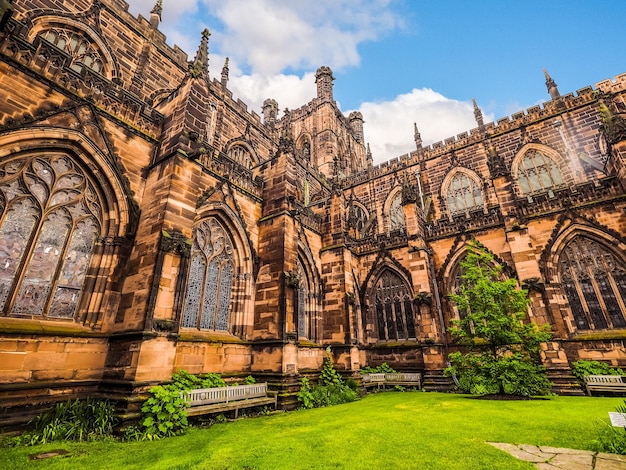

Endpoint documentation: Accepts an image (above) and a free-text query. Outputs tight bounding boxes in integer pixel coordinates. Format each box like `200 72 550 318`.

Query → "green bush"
171 370 227 390
141 385 189 440
297 348 359 409
360 362 397 374
447 352 552 397
572 360 624 388
11 398 117 446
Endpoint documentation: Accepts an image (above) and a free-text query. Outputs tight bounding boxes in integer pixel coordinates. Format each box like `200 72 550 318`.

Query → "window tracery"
389 192 405 230
0 154 102 318
559 236 626 330
446 172 483 214
517 150 563 194
372 270 415 341
227 145 253 170
182 218 235 331
39 28 104 74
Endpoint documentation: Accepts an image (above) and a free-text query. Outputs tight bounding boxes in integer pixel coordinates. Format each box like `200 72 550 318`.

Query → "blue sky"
127 0 626 164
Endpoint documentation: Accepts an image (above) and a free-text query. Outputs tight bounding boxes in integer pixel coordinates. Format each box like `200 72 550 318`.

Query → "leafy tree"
445 241 552 397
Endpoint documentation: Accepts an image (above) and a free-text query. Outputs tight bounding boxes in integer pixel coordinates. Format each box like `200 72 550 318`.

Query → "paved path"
487 443 626 469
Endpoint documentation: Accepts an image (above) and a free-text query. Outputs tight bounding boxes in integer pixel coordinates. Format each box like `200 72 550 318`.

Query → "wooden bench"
584 375 626 396
183 383 278 418
362 373 421 390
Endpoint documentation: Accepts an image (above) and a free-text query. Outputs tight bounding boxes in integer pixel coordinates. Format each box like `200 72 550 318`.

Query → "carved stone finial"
221 57 229 87
414 122 422 149
544 68 560 100
262 98 278 126
473 98 484 128
189 29 210 79
149 0 162 28
366 143 373 164
600 103 626 146
315 66 334 101
401 172 418 205
486 145 509 179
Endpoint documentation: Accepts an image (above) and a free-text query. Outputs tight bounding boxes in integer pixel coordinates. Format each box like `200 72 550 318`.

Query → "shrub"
141 385 189 440
171 370 227 390
572 360 624 389
11 398 117 446
297 348 359 409
447 352 552 397
445 241 552 397
360 363 397 374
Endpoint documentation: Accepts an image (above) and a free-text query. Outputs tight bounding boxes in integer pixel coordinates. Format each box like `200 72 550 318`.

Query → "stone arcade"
1 0 626 427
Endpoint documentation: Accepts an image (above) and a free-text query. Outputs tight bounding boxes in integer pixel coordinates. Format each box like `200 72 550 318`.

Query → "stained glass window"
0 154 102 318
389 193 405 230
518 150 563 194
182 218 235 331
446 172 483 214
347 203 368 238
39 28 105 74
559 237 626 330
297 262 308 339
372 270 416 340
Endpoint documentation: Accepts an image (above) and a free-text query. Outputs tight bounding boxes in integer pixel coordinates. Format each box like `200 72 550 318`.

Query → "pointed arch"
365 266 416 342
295 133 312 162
384 186 405 232
362 253 415 343
295 228 322 341
441 239 516 324
545 224 626 332
441 167 485 216
0 128 130 325
512 143 566 196
224 140 258 170
27 16 120 79
185 203 255 337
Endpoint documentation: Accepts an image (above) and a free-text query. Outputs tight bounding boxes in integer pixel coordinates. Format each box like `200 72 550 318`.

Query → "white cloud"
356 89 492 165
125 1 489 166
229 72 317 116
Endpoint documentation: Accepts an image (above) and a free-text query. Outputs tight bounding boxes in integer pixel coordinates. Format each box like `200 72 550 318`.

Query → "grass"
1 392 623 469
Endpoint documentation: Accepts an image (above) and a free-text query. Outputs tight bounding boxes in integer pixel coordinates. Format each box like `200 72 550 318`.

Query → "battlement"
103 0 189 66
209 79 263 127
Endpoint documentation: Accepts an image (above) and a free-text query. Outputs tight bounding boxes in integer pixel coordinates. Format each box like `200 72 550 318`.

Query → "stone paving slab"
487 443 626 470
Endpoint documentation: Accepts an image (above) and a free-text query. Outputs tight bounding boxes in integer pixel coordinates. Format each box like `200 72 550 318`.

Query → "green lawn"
1 392 622 469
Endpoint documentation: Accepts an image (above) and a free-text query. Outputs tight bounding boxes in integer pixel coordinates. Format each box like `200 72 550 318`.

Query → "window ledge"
0 317 105 337
178 329 245 344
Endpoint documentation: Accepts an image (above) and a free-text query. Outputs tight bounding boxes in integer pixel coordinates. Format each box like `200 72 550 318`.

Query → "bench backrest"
362 373 421 383
385 373 421 382
184 383 268 407
585 375 626 385
362 373 386 382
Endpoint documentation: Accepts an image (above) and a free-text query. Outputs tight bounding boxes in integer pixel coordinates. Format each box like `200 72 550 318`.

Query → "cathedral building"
1 0 626 427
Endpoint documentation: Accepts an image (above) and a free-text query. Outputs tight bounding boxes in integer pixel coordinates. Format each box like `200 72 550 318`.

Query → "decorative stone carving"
160 229 192 257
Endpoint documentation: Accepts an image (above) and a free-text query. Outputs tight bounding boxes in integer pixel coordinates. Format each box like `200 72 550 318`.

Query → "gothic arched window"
182 218 235 331
39 28 105 74
373 270 416 341
227 145 253 169
518 150 563 194
296 261 310 339
389 192 405 231
446 172 483 214
559 237 626 331
347 203 368 238
0 154 102 319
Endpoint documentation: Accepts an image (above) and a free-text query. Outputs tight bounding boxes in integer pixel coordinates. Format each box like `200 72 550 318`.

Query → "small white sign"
609 412 626 427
